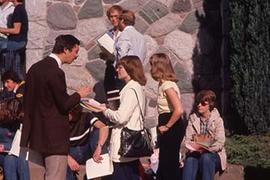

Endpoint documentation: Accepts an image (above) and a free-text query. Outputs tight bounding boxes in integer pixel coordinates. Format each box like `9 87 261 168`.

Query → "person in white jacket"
0 0 14 50
101 55 146 180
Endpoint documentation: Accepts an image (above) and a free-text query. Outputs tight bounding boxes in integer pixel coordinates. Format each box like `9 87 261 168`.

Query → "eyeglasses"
198 101 209 106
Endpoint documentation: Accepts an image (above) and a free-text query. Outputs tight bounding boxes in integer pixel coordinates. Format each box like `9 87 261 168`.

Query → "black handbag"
118 89 153 158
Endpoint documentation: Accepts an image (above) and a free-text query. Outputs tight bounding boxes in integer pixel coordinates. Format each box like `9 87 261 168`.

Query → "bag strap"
130 88 146 130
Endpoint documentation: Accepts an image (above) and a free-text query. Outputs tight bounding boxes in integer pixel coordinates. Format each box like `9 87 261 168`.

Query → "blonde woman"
149 53 185 180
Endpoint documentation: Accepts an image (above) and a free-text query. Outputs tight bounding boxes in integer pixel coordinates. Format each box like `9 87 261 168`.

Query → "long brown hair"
149 53 178 82
117 56 147 86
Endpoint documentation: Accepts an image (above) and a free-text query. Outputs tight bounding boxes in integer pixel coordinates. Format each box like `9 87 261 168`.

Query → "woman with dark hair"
182 90 227 180
149 53 185 180
101 55 146 180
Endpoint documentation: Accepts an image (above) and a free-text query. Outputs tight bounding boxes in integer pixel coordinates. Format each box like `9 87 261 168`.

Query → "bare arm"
159 87 184 134
67 155 80 171
92 121 109 163
0 22 21 35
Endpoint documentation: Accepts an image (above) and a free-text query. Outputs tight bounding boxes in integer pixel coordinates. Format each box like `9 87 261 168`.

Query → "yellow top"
157 80 181 114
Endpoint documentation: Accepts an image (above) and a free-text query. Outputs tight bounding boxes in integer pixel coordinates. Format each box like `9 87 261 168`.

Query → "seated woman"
182 90 227 180
67 106 109 180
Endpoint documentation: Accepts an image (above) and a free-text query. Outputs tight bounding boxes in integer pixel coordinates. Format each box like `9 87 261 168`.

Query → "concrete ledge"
215 164 244 180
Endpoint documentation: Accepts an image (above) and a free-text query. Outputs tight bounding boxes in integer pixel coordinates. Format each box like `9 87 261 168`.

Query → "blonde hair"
149 53 178 82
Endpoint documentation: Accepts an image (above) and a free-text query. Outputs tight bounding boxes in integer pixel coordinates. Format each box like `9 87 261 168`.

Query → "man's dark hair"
52 34 80 54
1 71 21 83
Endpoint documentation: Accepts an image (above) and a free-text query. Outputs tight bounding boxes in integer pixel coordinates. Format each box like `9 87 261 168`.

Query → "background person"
103 5 123 107
67 106 108 180
0 70 29 180
0 0 28 78
0 0 14 51
182 90 227 180
101 56 147 180
20 34 91 180
115 10 146 64
149 53 185 180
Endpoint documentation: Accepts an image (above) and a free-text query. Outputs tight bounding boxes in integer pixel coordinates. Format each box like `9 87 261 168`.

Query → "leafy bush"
226 135 270 168
229 0 270 133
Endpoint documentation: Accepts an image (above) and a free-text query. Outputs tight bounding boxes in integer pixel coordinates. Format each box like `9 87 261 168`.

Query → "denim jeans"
0 38 8 76
0 37 7 52
0 124 29 180
3 41 25 79
3 155 30 180
66 128 109 180
182 152 221 180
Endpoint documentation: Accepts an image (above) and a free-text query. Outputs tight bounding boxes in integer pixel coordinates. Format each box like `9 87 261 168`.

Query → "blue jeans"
0 38 8 75
66 143 91 180
182 152 221 180
3 41 25 79
3 155 30 180
66 128 109 180
0 37 7 52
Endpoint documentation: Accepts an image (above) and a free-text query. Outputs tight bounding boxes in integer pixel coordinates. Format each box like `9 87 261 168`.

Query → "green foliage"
226 135 270 168
229 0 270 133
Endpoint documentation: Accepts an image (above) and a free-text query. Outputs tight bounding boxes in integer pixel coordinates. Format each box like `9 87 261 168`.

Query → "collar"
1 2 14 11
49 53 62 68
122 25 134 32
13 81 25 93
109 28 121 40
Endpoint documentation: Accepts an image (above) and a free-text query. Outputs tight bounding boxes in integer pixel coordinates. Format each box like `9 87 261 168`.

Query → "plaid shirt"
200 118 209 134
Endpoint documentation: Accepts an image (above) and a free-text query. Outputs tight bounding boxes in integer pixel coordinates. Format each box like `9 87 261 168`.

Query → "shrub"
226 135 270 168
229 0 270 133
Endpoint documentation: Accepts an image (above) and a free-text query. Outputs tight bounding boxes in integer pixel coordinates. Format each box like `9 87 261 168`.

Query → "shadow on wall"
191 0 227 117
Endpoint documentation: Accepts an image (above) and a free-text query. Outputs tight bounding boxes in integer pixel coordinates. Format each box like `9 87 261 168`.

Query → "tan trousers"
44 155 67 180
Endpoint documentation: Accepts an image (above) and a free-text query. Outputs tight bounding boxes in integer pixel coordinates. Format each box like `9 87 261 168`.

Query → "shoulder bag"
118 88 153 158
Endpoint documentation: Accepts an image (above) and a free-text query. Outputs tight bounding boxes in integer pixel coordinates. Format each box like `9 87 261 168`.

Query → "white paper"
80 98 103 112
86 153 113 179
150 149 159 173
97 33 115 54
9 127 22 157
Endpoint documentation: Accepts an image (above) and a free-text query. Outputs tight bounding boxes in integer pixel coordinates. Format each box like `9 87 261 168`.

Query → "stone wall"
25 0 223 126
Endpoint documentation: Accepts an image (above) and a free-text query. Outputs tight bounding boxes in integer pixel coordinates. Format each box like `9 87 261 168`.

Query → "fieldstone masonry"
25 0 224 127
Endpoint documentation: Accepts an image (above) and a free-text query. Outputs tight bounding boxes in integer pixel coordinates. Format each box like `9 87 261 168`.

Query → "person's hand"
0 144 4 152
92 145 103 163
188 142 206 153
77 86 91 98
99 103 107 112
158 125 169 135
67 155 80 171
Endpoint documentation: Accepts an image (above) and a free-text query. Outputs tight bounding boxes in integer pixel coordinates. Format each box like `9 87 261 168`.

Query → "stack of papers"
80 98 103 112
